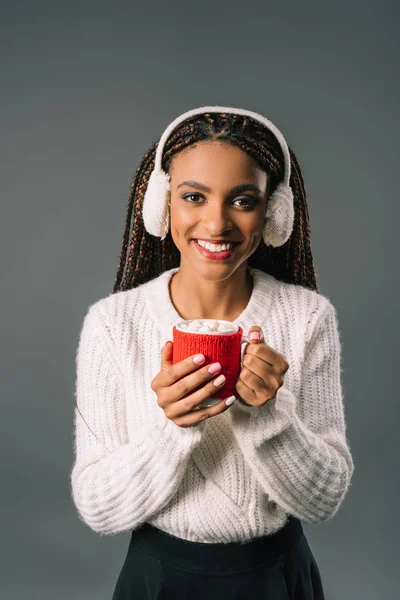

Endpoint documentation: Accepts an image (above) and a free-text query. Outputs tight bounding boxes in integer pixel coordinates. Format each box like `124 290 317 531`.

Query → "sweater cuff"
151 411 206 449
230 386 296 442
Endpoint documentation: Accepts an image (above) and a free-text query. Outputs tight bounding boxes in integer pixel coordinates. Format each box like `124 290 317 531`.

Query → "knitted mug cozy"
172 325 247 402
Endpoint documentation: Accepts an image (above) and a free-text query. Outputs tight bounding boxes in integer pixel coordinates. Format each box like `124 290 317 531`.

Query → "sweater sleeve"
229 301 354 523
70 304 205 536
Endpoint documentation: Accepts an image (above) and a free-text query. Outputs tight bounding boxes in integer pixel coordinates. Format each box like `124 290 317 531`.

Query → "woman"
71 106 354 599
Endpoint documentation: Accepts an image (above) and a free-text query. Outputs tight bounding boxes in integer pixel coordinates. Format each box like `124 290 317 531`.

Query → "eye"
182 193 203 203
181 193 258 208
232 197 258 208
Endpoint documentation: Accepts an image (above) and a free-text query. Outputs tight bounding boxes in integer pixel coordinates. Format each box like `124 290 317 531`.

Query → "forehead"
169 141 267 185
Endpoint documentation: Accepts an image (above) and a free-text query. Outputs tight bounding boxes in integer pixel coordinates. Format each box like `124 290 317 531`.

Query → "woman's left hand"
235 326 289 407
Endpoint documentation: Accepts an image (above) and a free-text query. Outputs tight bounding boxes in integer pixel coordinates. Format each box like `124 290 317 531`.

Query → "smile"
193 239 239 260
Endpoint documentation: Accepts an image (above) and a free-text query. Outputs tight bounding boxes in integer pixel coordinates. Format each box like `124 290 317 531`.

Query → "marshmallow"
217 322 235 332
180 318 238 333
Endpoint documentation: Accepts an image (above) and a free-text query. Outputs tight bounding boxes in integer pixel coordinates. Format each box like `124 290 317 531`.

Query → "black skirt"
111 516 325 599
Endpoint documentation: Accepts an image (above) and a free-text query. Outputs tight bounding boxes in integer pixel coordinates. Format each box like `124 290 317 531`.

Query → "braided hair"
113 112 319 294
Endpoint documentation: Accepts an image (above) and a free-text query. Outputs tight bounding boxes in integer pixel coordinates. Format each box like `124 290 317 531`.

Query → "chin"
194 260 245 280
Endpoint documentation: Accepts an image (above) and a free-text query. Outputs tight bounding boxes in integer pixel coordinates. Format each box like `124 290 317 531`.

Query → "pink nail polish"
249 332 260 341
213 374 226 387
193 354 206 364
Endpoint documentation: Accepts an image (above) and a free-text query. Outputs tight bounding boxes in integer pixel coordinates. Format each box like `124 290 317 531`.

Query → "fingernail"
249 332 260 341
225 395 236 406
213 374 226 387
193 353 206 364
208 362 222 374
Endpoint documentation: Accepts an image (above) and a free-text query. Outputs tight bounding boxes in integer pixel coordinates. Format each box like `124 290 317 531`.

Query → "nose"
201 202 233 235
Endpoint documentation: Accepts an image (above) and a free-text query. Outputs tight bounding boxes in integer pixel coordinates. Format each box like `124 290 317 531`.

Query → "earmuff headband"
153 105 291 186
142 105 294 247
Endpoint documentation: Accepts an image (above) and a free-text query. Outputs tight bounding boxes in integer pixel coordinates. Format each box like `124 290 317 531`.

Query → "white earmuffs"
142 105 294 247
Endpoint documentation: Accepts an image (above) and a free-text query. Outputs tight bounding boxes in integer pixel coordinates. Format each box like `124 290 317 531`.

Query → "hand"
151 341 236 428
235 326 289 408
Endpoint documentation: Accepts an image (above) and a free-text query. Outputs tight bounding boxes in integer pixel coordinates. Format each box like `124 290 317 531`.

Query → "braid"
113 112 319 294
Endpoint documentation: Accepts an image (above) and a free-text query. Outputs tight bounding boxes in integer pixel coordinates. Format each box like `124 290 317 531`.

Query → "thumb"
247 326 264 343
160 340 173 370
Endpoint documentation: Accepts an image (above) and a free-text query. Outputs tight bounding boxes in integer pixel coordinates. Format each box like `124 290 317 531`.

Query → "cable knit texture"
70 266 354 543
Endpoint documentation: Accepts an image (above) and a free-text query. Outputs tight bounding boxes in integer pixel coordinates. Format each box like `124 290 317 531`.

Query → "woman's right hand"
151 341 236 428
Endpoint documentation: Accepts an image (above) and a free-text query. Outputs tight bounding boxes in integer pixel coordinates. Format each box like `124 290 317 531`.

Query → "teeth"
196 240 233 252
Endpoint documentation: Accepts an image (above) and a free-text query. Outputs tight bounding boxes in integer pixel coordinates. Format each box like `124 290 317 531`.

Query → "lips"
192 239 239 261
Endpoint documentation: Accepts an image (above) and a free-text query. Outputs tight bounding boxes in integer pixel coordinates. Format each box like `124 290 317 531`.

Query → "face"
168 140 269 281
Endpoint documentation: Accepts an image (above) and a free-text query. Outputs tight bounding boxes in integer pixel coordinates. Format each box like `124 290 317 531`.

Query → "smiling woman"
71 106 354 600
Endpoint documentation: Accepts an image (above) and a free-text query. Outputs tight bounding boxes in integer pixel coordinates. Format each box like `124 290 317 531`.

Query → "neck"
169 260 253 322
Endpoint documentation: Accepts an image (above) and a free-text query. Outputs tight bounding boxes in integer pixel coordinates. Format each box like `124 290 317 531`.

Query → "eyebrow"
176 180 264 196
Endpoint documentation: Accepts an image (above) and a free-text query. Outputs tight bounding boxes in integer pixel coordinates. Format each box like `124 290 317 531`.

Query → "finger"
245 343 289 374
167 362 225 406
160 341 174 370
174 393 237 428
242 352 275 380
247 325 264 343
234 377 258 404
158 350 207 386
236 369 279 405
164 369 227 420
239 366 269 395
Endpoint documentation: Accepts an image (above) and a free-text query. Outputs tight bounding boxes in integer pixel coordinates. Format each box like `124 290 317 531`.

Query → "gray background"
1 0 398 598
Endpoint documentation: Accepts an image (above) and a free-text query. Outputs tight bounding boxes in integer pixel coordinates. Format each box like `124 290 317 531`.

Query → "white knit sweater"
70 266 354 543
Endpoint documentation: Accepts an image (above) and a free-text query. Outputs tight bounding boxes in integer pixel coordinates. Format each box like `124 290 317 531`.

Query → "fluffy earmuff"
141 167 172 241
262 182 294 247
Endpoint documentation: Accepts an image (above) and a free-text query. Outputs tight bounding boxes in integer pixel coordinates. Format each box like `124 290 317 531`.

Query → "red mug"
172 319 250 407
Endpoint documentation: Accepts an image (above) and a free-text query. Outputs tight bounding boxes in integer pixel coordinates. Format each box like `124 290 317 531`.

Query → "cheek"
246 218 264 244
170 205 194 242
246 206 265 231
